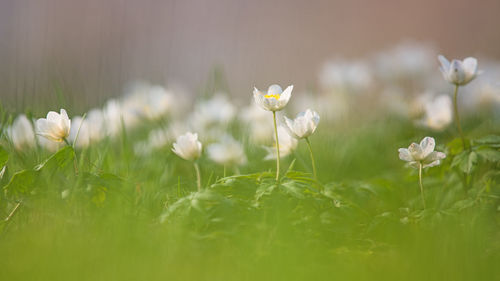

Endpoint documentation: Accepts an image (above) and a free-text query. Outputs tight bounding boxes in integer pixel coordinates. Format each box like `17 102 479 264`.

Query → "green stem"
418 163 426 209
63 137 78 176
4 201 21 222
305 137 317 180
193 162 201 191
272 111 280 182
452 84 466 149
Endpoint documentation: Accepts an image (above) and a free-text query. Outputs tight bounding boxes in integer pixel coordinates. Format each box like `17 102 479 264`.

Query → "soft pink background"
1 0 499 108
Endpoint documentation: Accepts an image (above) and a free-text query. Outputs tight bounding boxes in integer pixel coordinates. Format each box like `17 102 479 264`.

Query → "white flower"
374 42 434 81
122 82 174 121
264 125 298 160
398 137 446 168
35 109 71 142
253 84 293 111
438 55 479 86
189 94 236 140
68 116 90 148
284 109 320 139
7 114 36 150
86 109 106 143
38 135 63 152
319 60 373 93
418 95 452 131
172 132 202 161
207 136 247 166
241 103 275 143
102 99 123 137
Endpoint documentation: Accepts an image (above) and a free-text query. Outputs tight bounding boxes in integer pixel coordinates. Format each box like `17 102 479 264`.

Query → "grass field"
1 49 500 281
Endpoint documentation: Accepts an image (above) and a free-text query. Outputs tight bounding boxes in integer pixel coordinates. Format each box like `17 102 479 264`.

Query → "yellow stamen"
264 94 280 100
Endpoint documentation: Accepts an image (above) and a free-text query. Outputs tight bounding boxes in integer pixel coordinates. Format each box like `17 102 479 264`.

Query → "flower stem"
193 162 201 191
418 162 426 209
63 137 79 176
305 137 317 180
272 111 280 182
452 84 466 149
4 201 21 222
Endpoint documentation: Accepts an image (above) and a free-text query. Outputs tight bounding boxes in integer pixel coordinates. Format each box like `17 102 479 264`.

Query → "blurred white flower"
241 103 274 143
398 137 446 168
35 109 71 143
284 109 320 139
408 92 434 118
133 127 171 156
122 82 175 121
7 114 36 150
68 116 90 148
207 135 247 166
253 84 293 111
189 94 236 139
172 132 202 161
102 99 125 137
438 55 479 86
418 95 452 131
374 42 434 81
320 60 373 93
86 109 106 143
264 125 298 160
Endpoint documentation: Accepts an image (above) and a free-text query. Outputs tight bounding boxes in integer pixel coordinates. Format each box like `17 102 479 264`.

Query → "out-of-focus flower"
241 103 275 143
122 82 175 121
398 137 446 168
68 116 90 148
7 114 36 150
253 84 293 111
374 42 435 82
35 109 71 143
172 132 202 161
264 125 298 160
207 135 247 166
284 109 320 139
418 95 452 131
319 60 373 93
86 109 106 143
438 55 479 86
102 99 127 137
189 94 236 140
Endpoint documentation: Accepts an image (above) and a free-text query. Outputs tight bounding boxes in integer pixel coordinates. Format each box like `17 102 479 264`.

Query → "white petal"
398 148 413 162
408 143 424 160
267 84 283 95
46 111 60 122
423 160 441 168
279 85 293 103
438 55 450 70
419 137 435 158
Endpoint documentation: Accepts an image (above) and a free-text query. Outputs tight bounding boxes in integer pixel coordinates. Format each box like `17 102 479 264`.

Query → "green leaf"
451 151 478 174
475 135 500 145
0 146 8 169
35 146 75 172
3 169 37 198
447 138 465 155
476 148 500 163
464 151 478 174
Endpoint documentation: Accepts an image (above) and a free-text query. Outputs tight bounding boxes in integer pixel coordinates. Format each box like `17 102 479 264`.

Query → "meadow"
0 43 500 281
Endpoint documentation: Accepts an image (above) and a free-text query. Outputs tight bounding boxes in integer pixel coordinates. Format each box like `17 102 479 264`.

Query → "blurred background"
1 0 500 110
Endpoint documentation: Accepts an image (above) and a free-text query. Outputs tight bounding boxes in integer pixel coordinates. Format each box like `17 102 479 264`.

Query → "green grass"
0 114 499 281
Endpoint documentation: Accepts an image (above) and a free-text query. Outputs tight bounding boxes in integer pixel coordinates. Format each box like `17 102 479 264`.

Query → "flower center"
264 94 280 100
